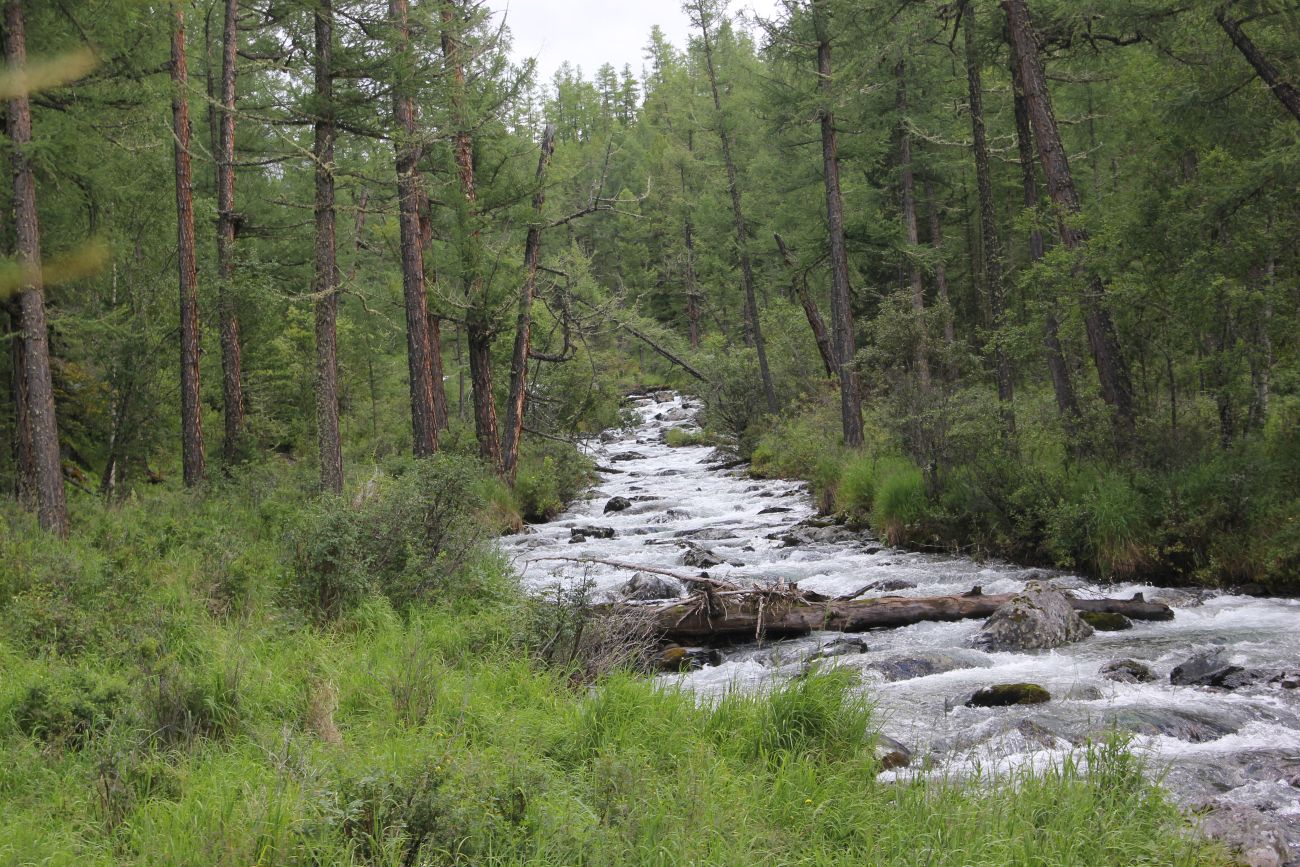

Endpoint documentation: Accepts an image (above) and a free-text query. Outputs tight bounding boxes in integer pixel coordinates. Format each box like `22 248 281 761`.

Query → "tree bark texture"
1003 0 1136 435
442 2 504 474
963 4 1014 436
313 0 343 494
896 59 931 390
502 124 557 484
774 233 836 380
1010 45 1079 429
391 0 440 458
814 2 865 447
694 3 778 413
215 0 244 462
1216 7 1300 124
171 2 206 488
4 300 36 507
635 590 1172 643
923 179 954 348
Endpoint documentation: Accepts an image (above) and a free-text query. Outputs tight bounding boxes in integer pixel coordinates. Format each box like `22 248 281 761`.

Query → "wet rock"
1079 610 1133 631
867 649 993 682
657 645 721 672
674 527 737 541
656 469 685 476
1146 587 1205 608
621 572 683 602
648 509 690 524
609 451 648 462
661 408 692 422
603 496 632 514
568 533 587 544
572 526 615 540
654 390 675 403
772 524 859 547
1197 802 1290 867
1103 708 1236 743
680 542 723 569
873 734 912 770
1171 650 1242 687
758 506 793 515
965 683 1052 708
864 578 916 593
1063 684 1104 701
808 636 869 662
972 582 1094 652
1016 719 1069 749
1100 658 1156 683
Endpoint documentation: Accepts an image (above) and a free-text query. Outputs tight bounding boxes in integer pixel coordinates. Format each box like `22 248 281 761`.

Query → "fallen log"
632 590 1172 643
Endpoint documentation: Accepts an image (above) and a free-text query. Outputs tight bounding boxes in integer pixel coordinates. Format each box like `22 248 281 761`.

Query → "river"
503 392 1300 852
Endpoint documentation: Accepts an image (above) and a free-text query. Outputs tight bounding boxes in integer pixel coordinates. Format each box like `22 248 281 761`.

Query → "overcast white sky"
491 0 783 87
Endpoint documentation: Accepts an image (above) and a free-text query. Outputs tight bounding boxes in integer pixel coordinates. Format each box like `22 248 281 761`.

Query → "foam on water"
501 393 1300 845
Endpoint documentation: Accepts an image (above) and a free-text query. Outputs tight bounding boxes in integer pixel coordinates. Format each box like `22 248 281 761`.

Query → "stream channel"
503 392 1300 854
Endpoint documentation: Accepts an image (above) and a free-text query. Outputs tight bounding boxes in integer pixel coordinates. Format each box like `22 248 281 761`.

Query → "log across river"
503 393 1300 850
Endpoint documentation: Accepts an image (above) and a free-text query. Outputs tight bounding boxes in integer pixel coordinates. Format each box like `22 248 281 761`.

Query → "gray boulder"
603 496 632 514
1197 803 1290 867
872 734 912 770
972 582 1094 652
621 572 683 602
680 542 723 569
867 649 993 682
1100 658 1156 683
1170 650 1240 687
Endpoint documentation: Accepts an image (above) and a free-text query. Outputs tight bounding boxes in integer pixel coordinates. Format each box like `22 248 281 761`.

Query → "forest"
1 0 1297 862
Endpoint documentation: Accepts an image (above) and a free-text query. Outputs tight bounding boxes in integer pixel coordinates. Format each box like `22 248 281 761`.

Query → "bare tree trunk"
441 2 503 475
681 133 701 350
1216 6 1300 124
963 3 1014 437
4 301 36 506
923 179 954 348
774 233 835 380
896 58 931 390
1004 0 1136 436
502 124 557 484
313 0 343 494
1010 46 1078 430
214 0 244 462
813 2 863 446
391 0 439 458
171 3 206 488
692 1 777 413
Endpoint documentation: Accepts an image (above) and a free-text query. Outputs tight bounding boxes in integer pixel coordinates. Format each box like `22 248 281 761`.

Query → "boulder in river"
867 649 993 682
1102 707 1236 743
1170 650 1242 687
1100 658 1156 683
680 542 724 569
571 526 615 540
603 496 632 514
1197 802 1291 867
971 582 1094 652
872 734 912 770
657 645 721 672
1079 610 1132 631
864 578 916 593
609 450 647 462
965 683 1051 708
808 636 869 662
621 572 683 602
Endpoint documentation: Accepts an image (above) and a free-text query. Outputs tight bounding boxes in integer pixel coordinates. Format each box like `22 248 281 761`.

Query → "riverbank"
0 431 1225 863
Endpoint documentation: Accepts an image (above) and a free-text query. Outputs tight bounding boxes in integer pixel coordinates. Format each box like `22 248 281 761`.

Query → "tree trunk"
502 124 557 484
630 589 1172 643
391 0 439 458
1003 0 1136 436
896 58 930 390
774 233 835 380
171 2 206 488
214 0 244 463
963 4 1014 437
1247 258 1274 431
681 134 701 350
313 0 343 494
814 2 864 447
694 3 777 413
923 179 954 348
4 300 36 506
442 2 504 475
1010 48 1079 430
1216 7 1300 124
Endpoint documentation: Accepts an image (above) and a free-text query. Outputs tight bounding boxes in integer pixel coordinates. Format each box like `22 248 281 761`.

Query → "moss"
966 683 1052 707
1080 611 1133 632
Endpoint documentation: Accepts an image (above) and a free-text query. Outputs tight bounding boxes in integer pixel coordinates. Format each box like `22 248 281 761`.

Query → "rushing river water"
503 392 1300 851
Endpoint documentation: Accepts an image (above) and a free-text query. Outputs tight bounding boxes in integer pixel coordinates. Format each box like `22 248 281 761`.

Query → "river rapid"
503 392 1300 852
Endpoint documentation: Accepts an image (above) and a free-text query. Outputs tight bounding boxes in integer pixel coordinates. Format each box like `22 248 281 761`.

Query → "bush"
665 427 709 448
514 441 594 522
289 455 515 619
146 660 243 746
872 460 928 545
12 668 127 747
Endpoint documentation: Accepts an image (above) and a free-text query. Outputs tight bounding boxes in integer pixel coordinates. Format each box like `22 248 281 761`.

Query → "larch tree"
312 0 343 493
214 0 244 462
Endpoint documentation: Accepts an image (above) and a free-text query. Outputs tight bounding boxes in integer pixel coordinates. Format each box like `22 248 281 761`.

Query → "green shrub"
514 441 593 522
146 661 243 746
12 668 127 747
872 459 928 545
834 454 877 520
665 427 709 448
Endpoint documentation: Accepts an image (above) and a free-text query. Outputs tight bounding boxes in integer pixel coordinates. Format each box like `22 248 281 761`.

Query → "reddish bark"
171 2 206 487
313 0 343 493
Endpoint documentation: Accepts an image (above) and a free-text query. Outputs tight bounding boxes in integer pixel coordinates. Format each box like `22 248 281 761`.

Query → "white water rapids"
503 393 1300 848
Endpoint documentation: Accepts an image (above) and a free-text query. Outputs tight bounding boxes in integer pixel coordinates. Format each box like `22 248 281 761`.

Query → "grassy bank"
0 447 1221 864
742 388 1300 593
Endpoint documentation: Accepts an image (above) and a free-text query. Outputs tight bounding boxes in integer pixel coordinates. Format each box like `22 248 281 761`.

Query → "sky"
490 0 784 87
